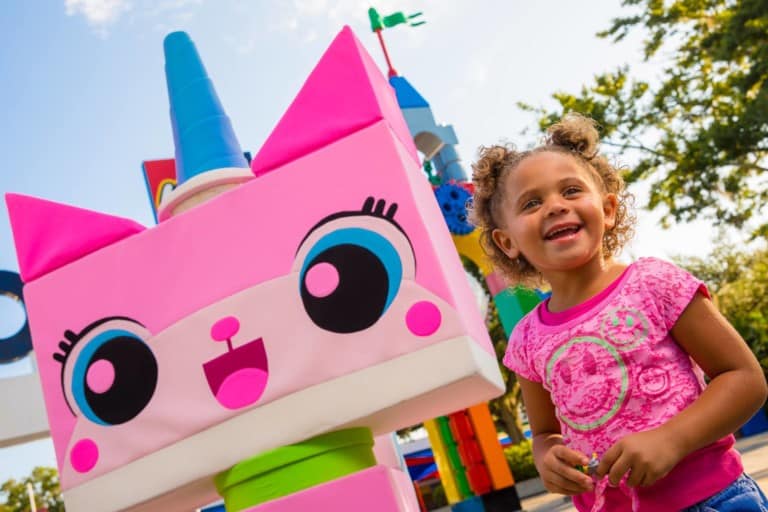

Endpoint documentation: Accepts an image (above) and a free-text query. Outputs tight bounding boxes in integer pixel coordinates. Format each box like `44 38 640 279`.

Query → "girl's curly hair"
469 113 635 286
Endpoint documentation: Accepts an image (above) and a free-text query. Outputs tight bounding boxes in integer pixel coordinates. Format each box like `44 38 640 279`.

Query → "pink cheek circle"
305 262 339 298
86 359 115 394
70 439 99 473
406 301 442 336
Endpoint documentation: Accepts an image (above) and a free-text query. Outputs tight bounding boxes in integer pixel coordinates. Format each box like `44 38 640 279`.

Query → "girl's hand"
596 428 684 488
538 444 595 495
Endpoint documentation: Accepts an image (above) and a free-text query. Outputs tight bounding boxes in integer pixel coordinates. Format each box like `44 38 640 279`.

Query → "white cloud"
65 0 132 26
145 0 201 19
65 0 206 37
292 0 330 17
269 0 368 41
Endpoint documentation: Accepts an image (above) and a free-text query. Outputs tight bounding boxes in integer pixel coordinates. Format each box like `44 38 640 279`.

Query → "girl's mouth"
545 225 582 241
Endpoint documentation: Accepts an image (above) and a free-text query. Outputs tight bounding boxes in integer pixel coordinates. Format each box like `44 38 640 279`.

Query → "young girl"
470 113 768 511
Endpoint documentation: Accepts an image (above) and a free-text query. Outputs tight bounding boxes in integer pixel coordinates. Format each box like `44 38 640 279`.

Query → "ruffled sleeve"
637 257 710 331
502 312 542 382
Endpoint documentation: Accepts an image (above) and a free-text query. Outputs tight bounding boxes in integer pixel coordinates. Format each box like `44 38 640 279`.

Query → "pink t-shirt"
503 257 742 511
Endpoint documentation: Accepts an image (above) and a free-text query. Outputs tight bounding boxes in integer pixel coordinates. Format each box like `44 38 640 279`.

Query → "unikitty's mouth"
202 338 269 410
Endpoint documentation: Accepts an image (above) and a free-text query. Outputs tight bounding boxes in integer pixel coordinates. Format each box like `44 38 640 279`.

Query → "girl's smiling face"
491 151 618 277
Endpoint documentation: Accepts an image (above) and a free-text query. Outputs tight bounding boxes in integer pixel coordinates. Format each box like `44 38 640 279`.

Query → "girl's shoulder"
632 256 697 281
503 306 545 381
626 257 707 324
508 305 541 341
631 256 681 274
628 256 695 289
506 304 550 355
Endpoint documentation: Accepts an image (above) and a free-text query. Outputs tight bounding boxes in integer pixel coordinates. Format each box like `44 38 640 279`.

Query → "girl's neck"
543 257 627 312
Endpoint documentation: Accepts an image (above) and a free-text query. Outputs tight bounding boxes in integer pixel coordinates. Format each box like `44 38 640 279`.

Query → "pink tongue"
215 368 268 409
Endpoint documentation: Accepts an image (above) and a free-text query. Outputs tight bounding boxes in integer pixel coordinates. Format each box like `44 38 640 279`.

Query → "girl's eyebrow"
557 175 588 186
512 188 537 207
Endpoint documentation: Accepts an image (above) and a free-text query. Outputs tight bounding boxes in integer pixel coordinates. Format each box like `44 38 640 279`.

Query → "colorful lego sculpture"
0 270 49 448
365 12 545 509
5 26 504 511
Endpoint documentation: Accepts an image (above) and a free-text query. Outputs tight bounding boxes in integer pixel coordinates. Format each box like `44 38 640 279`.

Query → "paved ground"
521 431 768 511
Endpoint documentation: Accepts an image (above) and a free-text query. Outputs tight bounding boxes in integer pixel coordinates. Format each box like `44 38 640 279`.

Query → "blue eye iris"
71 328 157 426
299 227 403 333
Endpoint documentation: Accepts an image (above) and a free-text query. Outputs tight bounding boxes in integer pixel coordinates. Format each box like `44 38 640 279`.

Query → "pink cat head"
5 27 500 510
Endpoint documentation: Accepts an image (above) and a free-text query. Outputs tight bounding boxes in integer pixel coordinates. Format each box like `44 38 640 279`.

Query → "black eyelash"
52 330 78 363
297 197 409 252
53 316 146 365
361 197 398 220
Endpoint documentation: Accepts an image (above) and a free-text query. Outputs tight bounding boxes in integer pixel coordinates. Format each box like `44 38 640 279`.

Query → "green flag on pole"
368 7 425 32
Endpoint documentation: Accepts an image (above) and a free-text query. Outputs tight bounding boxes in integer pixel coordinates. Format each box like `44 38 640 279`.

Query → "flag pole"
374 29 398 78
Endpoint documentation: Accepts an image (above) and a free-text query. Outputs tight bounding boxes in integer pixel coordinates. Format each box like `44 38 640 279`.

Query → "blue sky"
0 0 722 484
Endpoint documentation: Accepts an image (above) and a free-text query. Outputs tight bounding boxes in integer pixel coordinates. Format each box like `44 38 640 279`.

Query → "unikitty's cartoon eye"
294 198 416 334
55 317 157 426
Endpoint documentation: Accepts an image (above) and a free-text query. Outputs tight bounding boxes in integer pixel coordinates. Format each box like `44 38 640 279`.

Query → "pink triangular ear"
5 194 145 282
251 25 419 176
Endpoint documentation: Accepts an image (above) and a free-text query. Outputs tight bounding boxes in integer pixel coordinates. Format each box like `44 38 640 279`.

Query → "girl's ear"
603 193 619 230
492 228 520 260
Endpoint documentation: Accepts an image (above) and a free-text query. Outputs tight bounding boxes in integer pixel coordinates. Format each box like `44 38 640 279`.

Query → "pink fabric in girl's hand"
590 477 638 512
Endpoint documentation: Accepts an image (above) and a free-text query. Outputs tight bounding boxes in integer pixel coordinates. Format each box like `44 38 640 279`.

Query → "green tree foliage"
675 241 768 377
521 0 768 237
504 439 539 481
0 467 64 512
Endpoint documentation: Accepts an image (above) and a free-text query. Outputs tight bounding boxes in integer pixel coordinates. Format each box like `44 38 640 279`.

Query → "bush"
504 439 539 481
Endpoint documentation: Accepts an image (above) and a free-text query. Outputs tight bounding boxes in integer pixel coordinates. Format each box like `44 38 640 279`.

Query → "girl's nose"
546 198 569 216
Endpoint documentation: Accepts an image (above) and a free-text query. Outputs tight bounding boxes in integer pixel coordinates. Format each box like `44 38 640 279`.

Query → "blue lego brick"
390 75 429 108
741 408 768 436
452 495 485 512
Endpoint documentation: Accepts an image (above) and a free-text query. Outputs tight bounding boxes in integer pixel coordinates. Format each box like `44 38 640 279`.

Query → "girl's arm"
597 292 768 487
518 375 594 495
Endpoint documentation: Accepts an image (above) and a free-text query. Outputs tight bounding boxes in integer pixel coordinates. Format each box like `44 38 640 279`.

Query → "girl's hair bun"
546 112 599 159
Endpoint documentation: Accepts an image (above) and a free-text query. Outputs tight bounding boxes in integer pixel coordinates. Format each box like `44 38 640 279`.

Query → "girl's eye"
522 198 541 210
564 186 581 196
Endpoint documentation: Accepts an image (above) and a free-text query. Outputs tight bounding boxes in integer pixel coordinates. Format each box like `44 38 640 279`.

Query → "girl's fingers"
543 472 592 495
639 467 669 488
560 465 594 490
542 457 594 493
608 453 632 486
552 445 589 467
626 466 645 488
596 445 619 478
639 472 654 488
541 446 595 494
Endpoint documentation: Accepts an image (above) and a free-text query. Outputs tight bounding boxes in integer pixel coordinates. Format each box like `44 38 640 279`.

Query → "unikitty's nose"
211 316 240 351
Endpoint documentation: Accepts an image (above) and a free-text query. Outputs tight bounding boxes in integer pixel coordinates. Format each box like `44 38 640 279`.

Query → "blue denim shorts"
683 473 768 511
